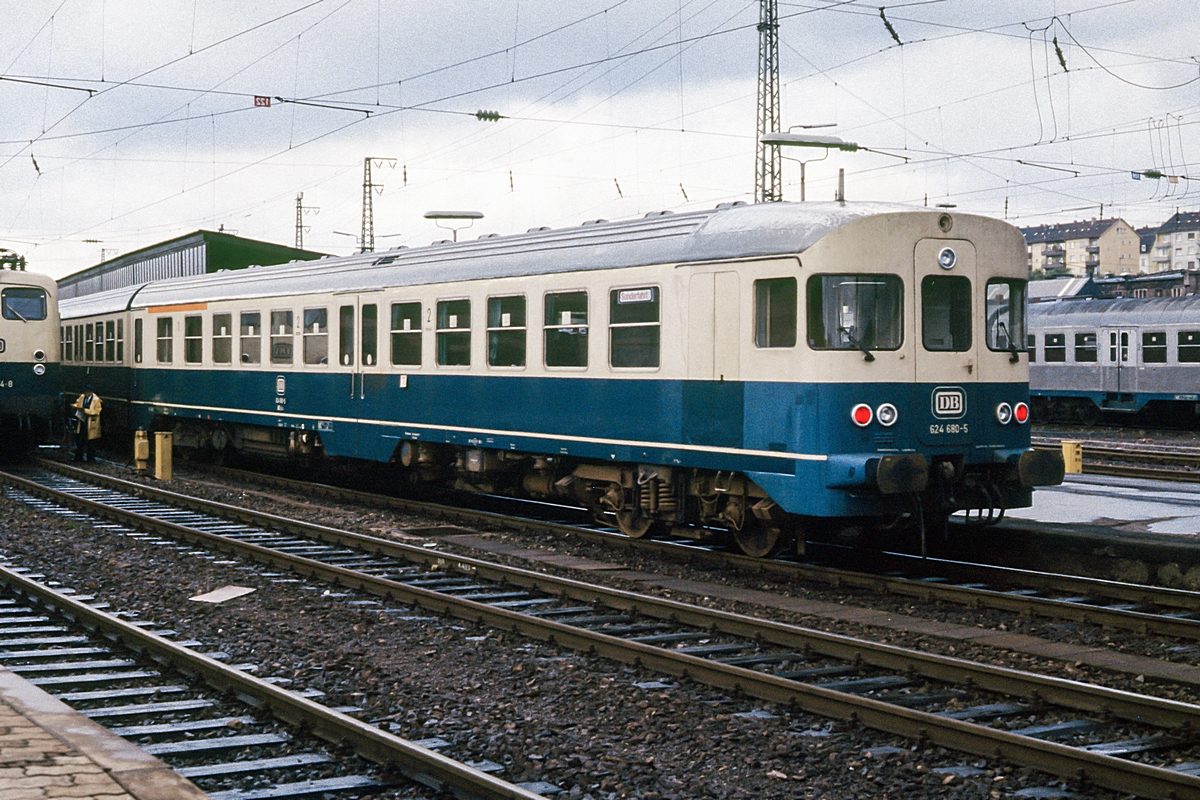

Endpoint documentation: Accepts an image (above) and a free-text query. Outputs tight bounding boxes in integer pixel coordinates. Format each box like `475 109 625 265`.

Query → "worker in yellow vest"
72 386 102 463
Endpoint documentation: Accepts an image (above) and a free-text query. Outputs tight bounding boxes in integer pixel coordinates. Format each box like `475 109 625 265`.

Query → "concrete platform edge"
0 668 210 799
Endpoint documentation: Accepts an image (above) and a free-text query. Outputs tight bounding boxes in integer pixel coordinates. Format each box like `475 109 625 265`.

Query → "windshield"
806 274 903 351
1 287 47 321
922 275 971 352
985 279 1027 352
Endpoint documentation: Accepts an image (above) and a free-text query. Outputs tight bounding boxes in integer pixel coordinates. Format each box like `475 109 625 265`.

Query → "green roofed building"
58 230 326 299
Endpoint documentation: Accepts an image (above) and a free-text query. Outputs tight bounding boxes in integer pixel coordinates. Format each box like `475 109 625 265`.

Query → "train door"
684 271 742 447
336 295 383 457
1101 328 1137 395
913 239 980 445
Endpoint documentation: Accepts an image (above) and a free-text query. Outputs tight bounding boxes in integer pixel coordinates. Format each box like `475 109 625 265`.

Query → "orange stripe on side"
147 303 208 314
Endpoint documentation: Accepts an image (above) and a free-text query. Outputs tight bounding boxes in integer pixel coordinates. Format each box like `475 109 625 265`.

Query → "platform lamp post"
424 210 484 242
759 130 860 202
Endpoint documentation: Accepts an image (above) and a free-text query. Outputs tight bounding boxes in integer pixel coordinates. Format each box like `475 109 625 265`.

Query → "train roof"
60 201 991 318
1030 295 1200 326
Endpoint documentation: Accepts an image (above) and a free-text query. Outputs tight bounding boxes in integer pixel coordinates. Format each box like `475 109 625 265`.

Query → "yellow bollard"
1061 440 1083 474
153 431 173 481
133 430 150 473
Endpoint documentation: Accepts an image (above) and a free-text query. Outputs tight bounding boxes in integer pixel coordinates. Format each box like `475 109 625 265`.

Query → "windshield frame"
805 273 904 353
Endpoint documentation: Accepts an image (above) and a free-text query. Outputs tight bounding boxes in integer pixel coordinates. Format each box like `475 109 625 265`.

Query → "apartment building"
1021 218 1140 277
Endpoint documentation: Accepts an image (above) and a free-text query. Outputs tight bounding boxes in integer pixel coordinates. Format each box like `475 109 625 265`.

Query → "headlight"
876 403 898 427
32 363 45 376
938 247 957 270
995 402 1013 425
33 349 45 361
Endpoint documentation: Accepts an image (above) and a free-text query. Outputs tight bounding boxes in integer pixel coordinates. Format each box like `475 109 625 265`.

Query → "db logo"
931 387 966 419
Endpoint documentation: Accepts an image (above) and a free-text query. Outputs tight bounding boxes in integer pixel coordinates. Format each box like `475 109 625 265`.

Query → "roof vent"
372 255 399 266
477 233 501 239
715 201 748 210
643 210 674 218
432 239 453 245
581 219 608 226
526 226 551 233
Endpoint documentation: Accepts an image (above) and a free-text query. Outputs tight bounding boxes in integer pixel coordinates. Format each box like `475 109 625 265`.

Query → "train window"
806 274 903 352
1027 334 1036 362
1074 333 1097 363
1143 331 1167 364
95 322 105 363
302 308 329 366
156 317 173 364
437 299 471 366
134 319 143 364
270 310 293 365
240 312 261 364
754 278 797 348
105 321 116 363
63 326 72 362
184 316 202 364
212 313 232 365
1179 332 1200 363
339 306 355 366
985 279 1025 353
74 325 82 362
117 319 124 363
921 275 971 352
1044 333 1066 362
487 295 526 368
390 302 421 366
609 287 660 368
544 291 588 368
86 323 95 362
362 304 378 367
1 287 46 321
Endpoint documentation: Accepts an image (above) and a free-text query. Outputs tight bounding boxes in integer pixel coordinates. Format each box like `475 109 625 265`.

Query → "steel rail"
63 461 1200 641
0 555 542 800
1032 439 1200 482
9 469 1200 798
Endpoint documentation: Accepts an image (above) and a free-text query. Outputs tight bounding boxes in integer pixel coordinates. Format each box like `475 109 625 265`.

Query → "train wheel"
733 521 787 558
615 510 659 539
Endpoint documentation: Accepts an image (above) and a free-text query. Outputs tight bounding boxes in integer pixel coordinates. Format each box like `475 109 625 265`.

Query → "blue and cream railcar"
0 267 59 450
1029 296 1200 423
59 202 1061 555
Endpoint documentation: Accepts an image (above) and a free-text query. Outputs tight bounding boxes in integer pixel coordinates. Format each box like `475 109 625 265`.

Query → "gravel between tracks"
0 466 1124 800
96 459 1200 707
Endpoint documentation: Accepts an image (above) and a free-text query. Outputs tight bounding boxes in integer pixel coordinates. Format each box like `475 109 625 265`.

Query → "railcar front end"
0 268 59 451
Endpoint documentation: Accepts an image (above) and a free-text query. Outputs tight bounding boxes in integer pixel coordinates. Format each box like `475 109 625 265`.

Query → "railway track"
169 460 1200 645
0 550 546 798
9 464 1200 797
1032 435 1200 482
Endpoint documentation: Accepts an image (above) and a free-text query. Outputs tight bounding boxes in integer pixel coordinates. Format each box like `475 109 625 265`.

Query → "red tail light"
1014 402 1029 424
851 403 873 427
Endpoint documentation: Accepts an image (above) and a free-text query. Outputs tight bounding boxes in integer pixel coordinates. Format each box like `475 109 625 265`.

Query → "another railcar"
1029 296 1200 424
60 202 1062 555
0 266 59 451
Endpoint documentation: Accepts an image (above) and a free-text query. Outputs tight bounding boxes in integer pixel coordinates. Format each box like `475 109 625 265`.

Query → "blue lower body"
72 365 1034 518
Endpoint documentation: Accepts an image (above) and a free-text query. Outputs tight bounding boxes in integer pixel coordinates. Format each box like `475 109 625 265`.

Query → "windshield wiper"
838 327 875 362
997 322 1021 363
6 306 26 323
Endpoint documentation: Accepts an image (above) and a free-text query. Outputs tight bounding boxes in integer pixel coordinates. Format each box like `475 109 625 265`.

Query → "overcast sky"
1 0 1196 278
